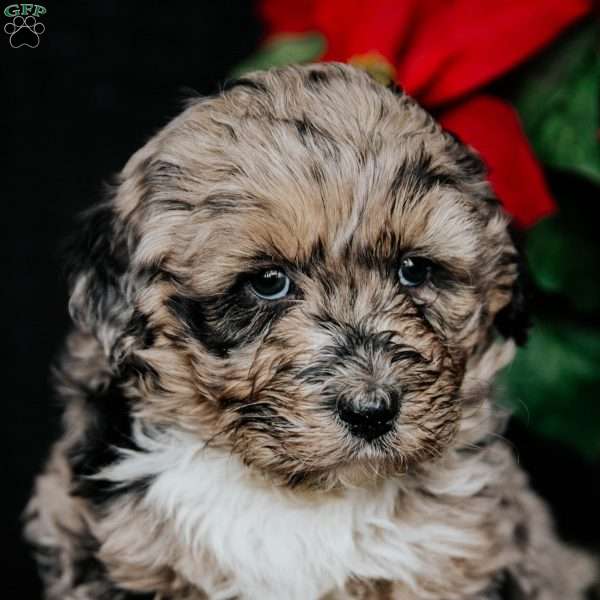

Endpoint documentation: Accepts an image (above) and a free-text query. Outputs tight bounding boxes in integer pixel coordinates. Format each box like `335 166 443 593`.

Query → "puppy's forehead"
129 64 490 275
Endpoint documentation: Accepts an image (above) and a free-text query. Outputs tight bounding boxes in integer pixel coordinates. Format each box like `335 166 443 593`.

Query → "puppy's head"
68 64 528 489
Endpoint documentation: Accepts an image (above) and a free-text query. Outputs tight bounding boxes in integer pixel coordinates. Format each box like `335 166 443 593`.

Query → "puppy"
25 63 596 600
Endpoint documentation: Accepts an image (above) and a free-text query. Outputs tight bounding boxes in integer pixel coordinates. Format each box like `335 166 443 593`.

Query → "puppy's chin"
229 424 458 492
250 459 397 493
321 457 409 490
260 451 425 492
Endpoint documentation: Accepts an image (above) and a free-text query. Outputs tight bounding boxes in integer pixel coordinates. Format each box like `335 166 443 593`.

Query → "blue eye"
249 269 291 300
398 257 432 287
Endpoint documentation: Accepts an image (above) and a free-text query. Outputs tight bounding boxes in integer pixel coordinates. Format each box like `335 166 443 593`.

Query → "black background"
3 2 598 597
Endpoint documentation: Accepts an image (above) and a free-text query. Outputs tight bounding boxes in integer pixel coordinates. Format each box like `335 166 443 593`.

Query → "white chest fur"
101 428 495 600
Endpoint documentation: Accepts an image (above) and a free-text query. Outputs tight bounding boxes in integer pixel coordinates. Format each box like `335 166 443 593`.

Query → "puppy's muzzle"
337 387 400 441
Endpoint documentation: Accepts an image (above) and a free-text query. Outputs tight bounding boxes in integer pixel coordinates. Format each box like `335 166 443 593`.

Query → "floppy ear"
65 200 137 362
493 226 531 346
441 128 531 346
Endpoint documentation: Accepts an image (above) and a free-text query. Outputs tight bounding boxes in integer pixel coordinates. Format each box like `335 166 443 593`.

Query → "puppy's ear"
442 128 531 346
493 226 531 346
65 200 136 361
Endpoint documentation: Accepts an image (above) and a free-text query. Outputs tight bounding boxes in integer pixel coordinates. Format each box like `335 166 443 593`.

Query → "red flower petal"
439 95 557 228
260 0 591 106
312 0 365 60
396 0 591 106
260 0 422 61
320 0 422 62
260 0 318 35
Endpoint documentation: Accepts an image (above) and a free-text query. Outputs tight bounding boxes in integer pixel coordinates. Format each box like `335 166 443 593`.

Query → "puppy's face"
70 64 526 488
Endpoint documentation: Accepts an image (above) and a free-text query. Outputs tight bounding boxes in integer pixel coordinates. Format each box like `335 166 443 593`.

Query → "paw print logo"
4 15 45 48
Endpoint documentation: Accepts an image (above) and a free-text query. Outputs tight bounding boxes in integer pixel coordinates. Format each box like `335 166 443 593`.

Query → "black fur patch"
166 294 228 357
353 230 403 272
444 130 488 179
586 584 600 600
222 77 269 94
286 470 311 487
334 326 424 363
494 226 531 346
387 81 405 97
298 322 427 389
70 533 105 590
294 116 314 139
201 191 263 217
74 547 155 600
65 203 128 280
63 202 149 365
307 69 329 85
64 204 131 322
389 150 459 208
489 570 527 600
125 309 156 349
280 115 340 159
513 522 530 548
31 542 63 584
141 159 188 194
231 400 279 424
167 278 291 358
292 115 337 152
67 377 152 506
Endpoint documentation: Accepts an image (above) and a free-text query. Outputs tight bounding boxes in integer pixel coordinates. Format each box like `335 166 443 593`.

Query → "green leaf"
526 211 600 313
231 33 325 77
513 22 600 184
499 320 600 459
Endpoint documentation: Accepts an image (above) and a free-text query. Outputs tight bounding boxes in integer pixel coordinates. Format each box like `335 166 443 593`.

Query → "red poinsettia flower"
259 0 592 228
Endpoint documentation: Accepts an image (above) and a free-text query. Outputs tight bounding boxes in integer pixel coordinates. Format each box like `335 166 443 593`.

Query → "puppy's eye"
398 257 432 287
248 269 291 300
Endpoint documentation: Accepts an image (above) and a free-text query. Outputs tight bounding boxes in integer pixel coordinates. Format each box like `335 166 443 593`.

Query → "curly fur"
24 63 597 599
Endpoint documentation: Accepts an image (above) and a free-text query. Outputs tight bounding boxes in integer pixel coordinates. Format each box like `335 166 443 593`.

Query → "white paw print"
4 15 45 48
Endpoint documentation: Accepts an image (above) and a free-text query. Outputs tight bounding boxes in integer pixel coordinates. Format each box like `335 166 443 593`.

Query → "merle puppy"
25 63 597 600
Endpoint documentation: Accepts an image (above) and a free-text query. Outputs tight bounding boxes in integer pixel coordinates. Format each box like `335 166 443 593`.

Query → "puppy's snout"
337 387 400 441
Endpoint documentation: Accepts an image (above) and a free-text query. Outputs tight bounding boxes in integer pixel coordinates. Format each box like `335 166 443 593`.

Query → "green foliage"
514 22 600 184
502 201 600 458
231 33 325 77
503 23 600 457
526 203 600 314
500 321 600 460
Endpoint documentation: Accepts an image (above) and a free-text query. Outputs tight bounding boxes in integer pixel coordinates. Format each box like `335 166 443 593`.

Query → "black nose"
337 388 400 441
